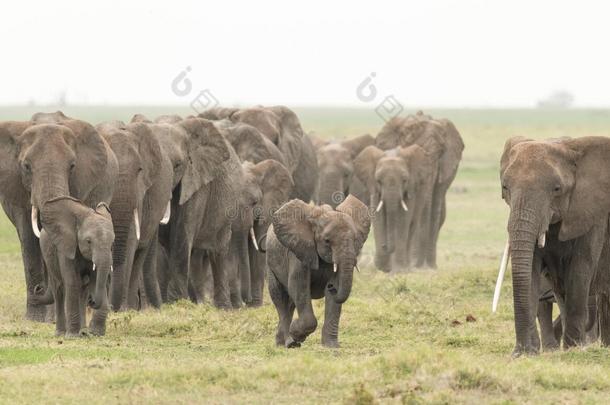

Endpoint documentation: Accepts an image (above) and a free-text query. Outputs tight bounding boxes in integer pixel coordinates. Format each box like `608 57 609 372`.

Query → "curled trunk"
334 261 354 304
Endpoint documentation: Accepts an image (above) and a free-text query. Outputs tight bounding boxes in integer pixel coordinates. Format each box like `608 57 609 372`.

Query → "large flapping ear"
267 106 304 173
40 197 87 260
61 120 108 202
500 136 533 177
95 202 113 222
398 145 432 186
178 118 231 205
353 145 385 198
341 133 375 159
559 137 610 241
225 124 275 164
272 199 320 269
336 195 371 253
0 121 31 205
126 122 163 190
436 119 465 184
251 159 294 220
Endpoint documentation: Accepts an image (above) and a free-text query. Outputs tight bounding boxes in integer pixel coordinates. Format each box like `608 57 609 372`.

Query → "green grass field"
2 106 610 404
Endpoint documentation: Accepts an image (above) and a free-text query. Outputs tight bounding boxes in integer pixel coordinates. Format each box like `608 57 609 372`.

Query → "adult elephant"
133 115 237 309
375 111 463 268
499 136 610 356
0 112 117 321
314 134 375 208
354 145 433 272
200 105 319 202
95 121 173 311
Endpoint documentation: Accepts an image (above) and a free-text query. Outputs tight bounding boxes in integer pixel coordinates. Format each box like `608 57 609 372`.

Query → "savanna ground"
2 106 610 404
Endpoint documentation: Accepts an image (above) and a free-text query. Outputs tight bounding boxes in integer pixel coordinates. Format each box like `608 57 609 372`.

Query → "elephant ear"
40 198 85 260
399 145 432 186
95 202 113 222
500 136 533 177
436 119 465 184
0 121 31 205
251 159 294 220
375 117 404 150
126 122 163 190
178 118 231 205
267 106 304 174
225 124 275 164
353 145 385 199
559 137 610 240
62 120 108 202
341 134 375 159
336 194 371 253
272 199 319 269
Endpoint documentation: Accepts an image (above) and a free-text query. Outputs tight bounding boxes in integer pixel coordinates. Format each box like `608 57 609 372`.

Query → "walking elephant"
266 195 371 348
375 111 463 268
314 134 375 208
499 136 610 356
95 121 173 311
200 105 319 202
0 112 117 321
354 145 433 272
30 197 114 337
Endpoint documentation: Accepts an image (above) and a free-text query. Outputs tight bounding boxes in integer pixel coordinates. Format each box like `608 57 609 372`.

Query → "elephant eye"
138 167 143 173
553 185 561 192
69 162 76 171
22 161 32 173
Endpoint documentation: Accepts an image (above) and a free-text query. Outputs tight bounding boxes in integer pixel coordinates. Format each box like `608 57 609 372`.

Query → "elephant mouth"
327 283 338 295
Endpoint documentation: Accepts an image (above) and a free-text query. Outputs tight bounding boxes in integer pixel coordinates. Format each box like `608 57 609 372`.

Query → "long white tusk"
492 240 510 313
375 200 384 213
355 264 360 272
110 265 113 273
31 206 41 238
333 262 338 273
538 232 546 248
92 263 96 272
401 200 409 212
133 209 141 241
250 228 259 251
160 201 171 225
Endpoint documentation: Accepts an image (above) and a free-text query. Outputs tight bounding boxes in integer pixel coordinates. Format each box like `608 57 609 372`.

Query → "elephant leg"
156 241 169 303
226 239 243 308
127 247 146 310
167 211 194 302
61 258 82 337
538 299 559 350
268 271 294 346
187 249 207 304
321 283 342 348
585 297 599 344
53 284 66 336
89 278 109 337
426 182 449 269
79 283 88 331
142 234 162 309
598 293 610 346
288 267 317 345
209 252 232 310
248 248 266 307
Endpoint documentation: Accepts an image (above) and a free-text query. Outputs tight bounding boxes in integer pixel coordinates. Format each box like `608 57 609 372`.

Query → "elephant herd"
0 106 464 348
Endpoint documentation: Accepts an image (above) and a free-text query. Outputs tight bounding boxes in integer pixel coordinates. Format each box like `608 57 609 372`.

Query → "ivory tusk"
538 232 546 248
31 206 41 238
355 264 360 272
160 201 171 225
133 209 140 241
401 200 409 212
92 263 96 272
110 265 113 273
250 228 259 251
492 240 510 313
333 263 338 273
375 200 384 213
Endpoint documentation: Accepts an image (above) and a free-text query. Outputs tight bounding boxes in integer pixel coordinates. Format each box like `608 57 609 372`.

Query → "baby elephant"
267 195 371 348
31 197 115 337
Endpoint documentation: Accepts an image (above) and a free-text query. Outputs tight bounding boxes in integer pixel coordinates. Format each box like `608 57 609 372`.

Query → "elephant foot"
542 341 560 351
289 317 317 343
25 304 48 323
247 300 263 308
511 345 539 358
89 322 106 337
285 337 301 349
321 337 340 348
65 330 87 339
55 329 66 337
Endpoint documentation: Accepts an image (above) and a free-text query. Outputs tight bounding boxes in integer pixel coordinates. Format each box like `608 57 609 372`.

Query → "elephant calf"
266 195 370 348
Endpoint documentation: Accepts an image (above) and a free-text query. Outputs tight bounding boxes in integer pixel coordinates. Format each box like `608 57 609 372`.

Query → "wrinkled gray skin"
133 115 237 309
96 121 173 311
266 196 371 348
376 111 463 268
354 145 433 272
30 197 114 337
500 136 610 356
200 105 319 202
0 112 117 321
314 134 375 208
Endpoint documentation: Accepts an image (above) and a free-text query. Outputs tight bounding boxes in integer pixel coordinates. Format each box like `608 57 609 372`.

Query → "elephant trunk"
31 162 71 209
507 198 541 355
318 171 344 209
383 187 403 254
91 254 112 310
334 260 354 304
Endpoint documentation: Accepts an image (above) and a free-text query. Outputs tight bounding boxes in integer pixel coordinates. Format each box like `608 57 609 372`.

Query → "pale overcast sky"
1 0 608 107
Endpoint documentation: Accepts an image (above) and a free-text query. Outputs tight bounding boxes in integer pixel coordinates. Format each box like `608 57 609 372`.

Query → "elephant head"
0 116 109 235
354 145 431 263
272 195 371 303
315 134 375 208
40 197 114 310
219 121 286 166
499 136 610 355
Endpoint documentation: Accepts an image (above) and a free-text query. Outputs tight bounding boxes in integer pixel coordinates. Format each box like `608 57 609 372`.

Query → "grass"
2 106 610 403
